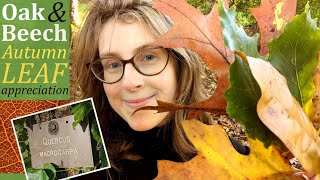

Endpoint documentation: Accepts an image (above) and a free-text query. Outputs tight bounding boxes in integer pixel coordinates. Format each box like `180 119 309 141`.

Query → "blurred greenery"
298 1 320 27
78 2 89 22
186 0 215 14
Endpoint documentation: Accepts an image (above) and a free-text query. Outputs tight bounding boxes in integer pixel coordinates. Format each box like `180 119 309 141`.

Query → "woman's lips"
124 95 154 109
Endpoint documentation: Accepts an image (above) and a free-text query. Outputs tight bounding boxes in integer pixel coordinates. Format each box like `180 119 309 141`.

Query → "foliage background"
186 0 320 32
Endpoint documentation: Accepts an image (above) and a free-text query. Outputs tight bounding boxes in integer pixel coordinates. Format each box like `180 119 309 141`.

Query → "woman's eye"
107 62 122 69
101 59 122 71
143 54 155 61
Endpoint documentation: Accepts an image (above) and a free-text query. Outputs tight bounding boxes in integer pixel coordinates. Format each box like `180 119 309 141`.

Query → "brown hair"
73 0 212 174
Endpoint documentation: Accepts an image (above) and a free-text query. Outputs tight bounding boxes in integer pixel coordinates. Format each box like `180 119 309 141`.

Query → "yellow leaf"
156 120 298 180
247 56 320 174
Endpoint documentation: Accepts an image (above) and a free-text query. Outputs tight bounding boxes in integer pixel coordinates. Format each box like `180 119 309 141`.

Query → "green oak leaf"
219 0 284 148
71 101 93 128
24 156 32 169
268 3 320 111
27 168 49 180
43 163 56 180
22 149 29 159
91 118 102 144
19 141 26 154
225 59 284 148
99 146 109 167
218 0 263 58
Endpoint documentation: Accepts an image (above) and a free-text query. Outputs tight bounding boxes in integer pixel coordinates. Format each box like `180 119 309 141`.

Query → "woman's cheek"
103 84 118 106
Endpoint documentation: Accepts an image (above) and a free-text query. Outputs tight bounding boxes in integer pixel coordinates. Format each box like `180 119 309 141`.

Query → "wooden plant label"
27 115 94 168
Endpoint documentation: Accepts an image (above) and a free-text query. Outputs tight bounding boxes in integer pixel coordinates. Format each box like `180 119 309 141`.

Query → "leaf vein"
161 0 230 64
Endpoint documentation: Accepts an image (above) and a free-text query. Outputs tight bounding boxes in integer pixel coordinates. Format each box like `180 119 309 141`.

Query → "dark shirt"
77 123 188 180
76 123 249 180
115 124 193 179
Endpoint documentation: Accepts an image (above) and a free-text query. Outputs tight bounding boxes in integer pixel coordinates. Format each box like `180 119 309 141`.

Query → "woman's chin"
127 120 155 131
126 111 167 131
129 124 153 132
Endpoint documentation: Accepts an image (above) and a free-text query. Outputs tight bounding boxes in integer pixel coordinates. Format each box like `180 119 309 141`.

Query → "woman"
74 0 245 179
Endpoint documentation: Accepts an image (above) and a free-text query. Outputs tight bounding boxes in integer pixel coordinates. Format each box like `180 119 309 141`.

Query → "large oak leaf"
268 5 320 119
0 100 68 173
151 0 233 118
250 0 297 55
247 56 320 174
156 120 300 179
219 0 283 148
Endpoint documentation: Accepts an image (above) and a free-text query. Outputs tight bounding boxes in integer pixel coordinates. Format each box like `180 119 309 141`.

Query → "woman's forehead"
98 20 156 58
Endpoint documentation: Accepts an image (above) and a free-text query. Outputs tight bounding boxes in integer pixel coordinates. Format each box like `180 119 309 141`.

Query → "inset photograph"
12 98 110 180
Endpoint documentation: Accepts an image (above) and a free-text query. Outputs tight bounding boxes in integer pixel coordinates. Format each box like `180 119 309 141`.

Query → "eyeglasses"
87 47 170 84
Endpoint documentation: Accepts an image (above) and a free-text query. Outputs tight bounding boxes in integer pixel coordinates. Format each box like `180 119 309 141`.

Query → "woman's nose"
121 63 144 91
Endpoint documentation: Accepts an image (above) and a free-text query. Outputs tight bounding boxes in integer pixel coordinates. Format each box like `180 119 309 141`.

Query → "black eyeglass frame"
86 47 171 84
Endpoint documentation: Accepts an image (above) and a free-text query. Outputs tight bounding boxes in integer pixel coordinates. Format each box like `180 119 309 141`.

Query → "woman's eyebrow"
133 43 159 53
100 52 119 58
99 43 159 58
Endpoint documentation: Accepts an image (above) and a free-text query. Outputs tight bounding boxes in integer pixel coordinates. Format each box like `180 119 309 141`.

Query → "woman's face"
99 19 177 131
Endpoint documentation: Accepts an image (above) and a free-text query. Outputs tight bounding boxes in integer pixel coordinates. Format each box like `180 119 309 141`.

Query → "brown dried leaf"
153 0 233 118
250 0 296 55
247 56 320 174
133 100 184 114
133 100 226 116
